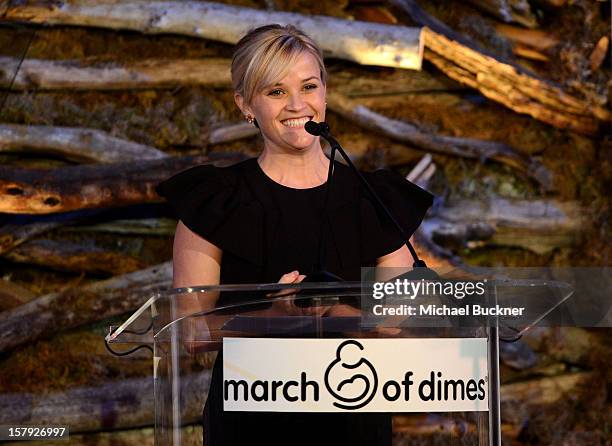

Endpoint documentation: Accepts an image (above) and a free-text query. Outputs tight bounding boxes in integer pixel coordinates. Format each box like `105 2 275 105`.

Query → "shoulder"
334 163 434 261
362 168 434 211
155 158 255 199
156 158 264 264
330 162 434 211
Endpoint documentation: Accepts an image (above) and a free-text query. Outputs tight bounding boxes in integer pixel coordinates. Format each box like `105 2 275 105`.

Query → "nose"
286 92 306 112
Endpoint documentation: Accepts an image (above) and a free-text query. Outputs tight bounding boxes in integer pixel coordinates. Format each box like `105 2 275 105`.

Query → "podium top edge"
166 279 573 295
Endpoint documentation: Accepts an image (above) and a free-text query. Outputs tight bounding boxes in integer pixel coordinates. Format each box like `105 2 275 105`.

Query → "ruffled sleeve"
155 164 264 265
359 169 434 262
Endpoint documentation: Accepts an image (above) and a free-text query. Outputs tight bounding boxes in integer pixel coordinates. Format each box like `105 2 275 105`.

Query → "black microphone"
305 120 329 136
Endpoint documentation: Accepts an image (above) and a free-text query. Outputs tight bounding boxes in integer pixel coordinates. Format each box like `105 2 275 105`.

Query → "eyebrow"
272 76 319 86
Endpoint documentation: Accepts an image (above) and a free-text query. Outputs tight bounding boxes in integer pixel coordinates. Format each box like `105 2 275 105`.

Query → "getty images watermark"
370 277 525 317
360 267 612 328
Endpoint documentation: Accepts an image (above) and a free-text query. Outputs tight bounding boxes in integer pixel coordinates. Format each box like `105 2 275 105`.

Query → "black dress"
156 157 433 445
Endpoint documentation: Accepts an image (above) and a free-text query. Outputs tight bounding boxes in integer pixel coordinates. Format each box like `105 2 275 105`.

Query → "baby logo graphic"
324 340 378 410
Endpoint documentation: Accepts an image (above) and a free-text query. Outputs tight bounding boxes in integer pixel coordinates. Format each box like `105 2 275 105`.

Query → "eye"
304 84 318 91
268 89 284 97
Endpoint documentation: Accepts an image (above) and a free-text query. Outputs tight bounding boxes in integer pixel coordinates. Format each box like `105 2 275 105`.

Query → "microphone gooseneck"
306 120 428 270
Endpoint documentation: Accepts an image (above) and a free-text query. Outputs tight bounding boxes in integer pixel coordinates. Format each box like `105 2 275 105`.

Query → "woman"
157 24 433 446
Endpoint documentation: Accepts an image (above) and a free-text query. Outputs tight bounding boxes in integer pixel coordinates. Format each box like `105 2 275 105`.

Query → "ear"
234 93 253 117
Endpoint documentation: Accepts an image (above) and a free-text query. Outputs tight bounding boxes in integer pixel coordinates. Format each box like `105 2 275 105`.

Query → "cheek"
251 98 277 118
315 95 326 115
257 104 284 124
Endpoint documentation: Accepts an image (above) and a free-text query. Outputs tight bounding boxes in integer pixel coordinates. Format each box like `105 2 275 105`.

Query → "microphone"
305 120 329 136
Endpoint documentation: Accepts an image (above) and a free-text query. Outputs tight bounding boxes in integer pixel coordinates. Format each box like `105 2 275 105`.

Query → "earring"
245 114 254 125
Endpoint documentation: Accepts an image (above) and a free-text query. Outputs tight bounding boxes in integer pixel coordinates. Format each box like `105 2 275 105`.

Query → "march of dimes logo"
223 338 489 413
324 340 378 410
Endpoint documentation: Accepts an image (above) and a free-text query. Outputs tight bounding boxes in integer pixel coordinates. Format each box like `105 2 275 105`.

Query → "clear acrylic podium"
107 277 573 446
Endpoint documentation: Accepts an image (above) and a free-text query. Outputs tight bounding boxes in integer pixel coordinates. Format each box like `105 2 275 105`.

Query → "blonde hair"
232 24 327 105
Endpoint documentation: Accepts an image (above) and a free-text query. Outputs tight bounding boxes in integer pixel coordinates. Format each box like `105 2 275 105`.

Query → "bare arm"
374 241 413 282
376 236 447 271
376 244 412 268
372 238 441 335
171 221 224 351
172 220 222 314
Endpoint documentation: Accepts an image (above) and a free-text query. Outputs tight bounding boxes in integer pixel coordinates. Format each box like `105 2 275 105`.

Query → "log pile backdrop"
0 0 610 445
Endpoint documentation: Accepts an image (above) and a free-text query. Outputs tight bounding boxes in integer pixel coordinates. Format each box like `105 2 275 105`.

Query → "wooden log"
495 24 557 61
394 414 474 437
423 198 584 254
208 122 259 145
2 1 423 70
499 337 537 370
61 217 177 236
393 414 521 440
0 261 171 353
0 56 231 90
522 327 610 369
589 36 609 72
0 124 168 164
4 238 146 275
0 326 153 393
0 152 245 214
512 44 549 62
388 0 611 134
433 198 584 227
0 371 209 432
413 230 465 270
405 154 434 186
500 372 599 424
351 5 398 25
465 0 537 28
330 66 464 98
0 280 36 312
0 221 62 254
6 1 606 133
420 46 603 135
327 91 553 189
0 209 112 255
1 55 461 99
499 362 569 386
494 24 559 52
422 28 610 133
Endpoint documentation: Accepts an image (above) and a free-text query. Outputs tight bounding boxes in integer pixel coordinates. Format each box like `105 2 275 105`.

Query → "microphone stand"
303 136 345 284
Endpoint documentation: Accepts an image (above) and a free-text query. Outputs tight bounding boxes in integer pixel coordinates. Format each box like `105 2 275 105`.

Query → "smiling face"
235 51 326 154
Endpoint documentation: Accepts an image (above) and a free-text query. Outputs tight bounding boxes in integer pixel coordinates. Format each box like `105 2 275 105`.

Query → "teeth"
281 117 311 127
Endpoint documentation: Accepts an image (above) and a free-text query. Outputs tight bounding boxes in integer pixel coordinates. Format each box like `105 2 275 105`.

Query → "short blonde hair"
232 24 327 105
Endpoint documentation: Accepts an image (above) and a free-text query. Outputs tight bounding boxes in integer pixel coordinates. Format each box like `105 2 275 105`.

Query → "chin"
290 141 318 152
280 135 317 151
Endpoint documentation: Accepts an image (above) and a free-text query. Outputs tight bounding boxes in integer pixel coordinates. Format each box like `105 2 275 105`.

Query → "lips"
280 116 313 128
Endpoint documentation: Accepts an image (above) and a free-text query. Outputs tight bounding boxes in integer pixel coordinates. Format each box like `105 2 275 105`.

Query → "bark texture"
2 1 422 69
0 261 171 353
0 124 168 163
0 56 232 90
0 153 245 214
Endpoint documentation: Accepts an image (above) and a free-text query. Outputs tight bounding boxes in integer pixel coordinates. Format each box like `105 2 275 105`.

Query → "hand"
278 270 306 286
270 271 328 316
